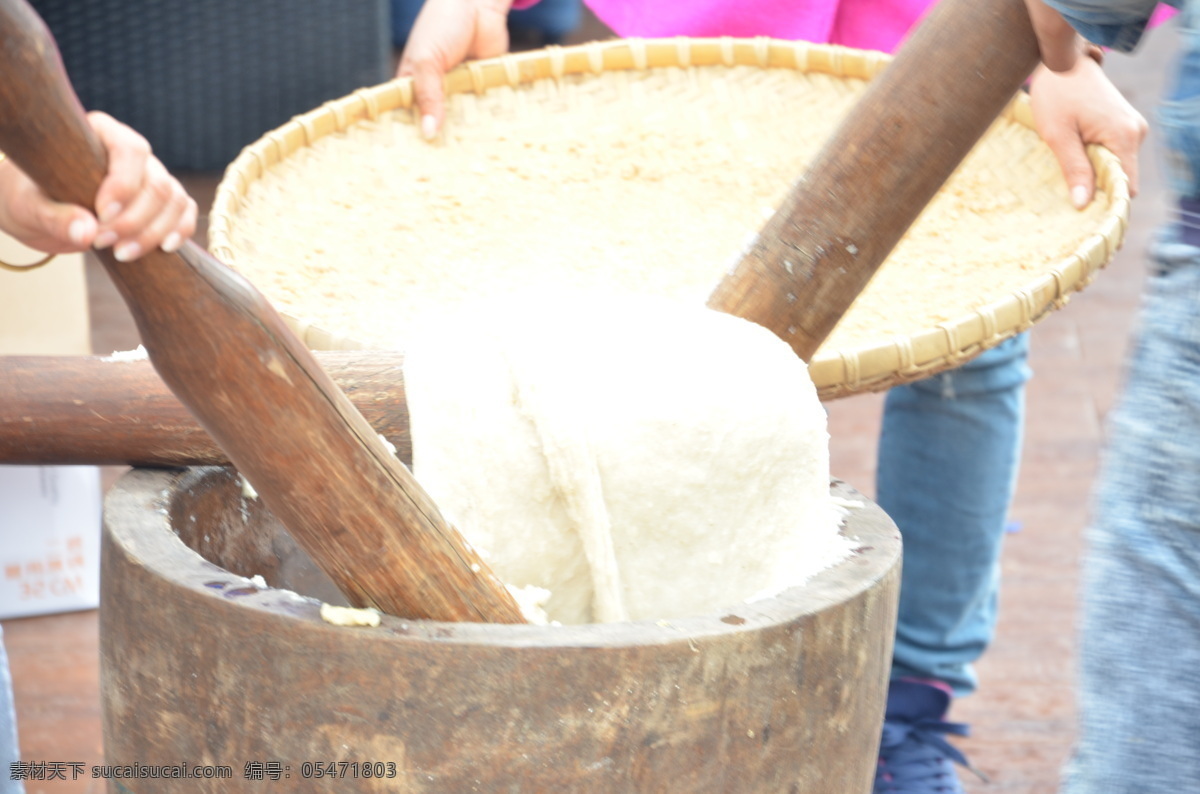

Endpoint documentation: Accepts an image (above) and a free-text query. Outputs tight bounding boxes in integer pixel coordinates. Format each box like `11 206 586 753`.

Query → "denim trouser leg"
1 627 23 794
1061 229 1200 793
877 333 1031 697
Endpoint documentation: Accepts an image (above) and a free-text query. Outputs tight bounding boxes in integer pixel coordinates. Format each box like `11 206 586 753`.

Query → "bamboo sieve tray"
208 37 1130 400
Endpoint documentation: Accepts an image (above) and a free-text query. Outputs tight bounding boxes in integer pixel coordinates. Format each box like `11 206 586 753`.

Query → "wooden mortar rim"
103 466 901 642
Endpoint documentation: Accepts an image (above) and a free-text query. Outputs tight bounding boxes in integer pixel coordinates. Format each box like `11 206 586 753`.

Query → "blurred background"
2 2 1182 792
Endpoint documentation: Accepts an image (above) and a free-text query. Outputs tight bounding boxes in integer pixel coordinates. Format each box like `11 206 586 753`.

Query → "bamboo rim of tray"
209 37 1130 400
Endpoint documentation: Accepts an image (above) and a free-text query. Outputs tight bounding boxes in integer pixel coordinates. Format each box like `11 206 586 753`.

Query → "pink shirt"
538 0 1173 55
583 0 938 55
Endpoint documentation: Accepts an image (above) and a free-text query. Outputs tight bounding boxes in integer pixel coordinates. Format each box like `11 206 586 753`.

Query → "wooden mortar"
101 467 900 793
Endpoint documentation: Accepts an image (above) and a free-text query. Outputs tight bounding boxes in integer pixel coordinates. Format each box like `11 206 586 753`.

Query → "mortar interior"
140 465 900 643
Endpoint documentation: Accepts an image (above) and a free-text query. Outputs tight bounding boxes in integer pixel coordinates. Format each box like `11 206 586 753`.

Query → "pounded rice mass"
405 294 851 625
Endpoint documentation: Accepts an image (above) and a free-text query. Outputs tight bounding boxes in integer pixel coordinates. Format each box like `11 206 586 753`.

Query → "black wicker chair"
32 0 391 172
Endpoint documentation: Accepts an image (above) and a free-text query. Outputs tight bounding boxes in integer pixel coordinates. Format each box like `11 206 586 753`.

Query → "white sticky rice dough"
404 292 850 625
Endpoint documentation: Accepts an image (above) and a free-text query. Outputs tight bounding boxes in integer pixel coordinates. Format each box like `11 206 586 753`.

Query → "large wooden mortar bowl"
100 466 900 793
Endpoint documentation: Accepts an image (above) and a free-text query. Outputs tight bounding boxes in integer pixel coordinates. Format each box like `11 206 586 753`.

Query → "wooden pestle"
708 0 1043 360
0 0 525 624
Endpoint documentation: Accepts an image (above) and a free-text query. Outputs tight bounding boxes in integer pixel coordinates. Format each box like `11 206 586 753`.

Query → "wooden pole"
707 0 1042 360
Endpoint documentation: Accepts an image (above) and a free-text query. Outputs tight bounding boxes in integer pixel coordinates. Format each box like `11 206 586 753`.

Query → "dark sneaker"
874 679 985 793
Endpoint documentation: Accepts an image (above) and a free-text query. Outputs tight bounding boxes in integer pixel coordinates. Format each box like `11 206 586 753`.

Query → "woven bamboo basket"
209 37 1129 400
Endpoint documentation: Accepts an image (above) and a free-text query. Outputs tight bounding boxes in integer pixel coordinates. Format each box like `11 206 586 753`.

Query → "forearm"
1025 0 1093 70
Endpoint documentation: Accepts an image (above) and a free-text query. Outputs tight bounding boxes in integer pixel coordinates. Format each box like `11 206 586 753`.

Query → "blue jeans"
1061 222 1200 793
877 333 1031 697
0 626 22 794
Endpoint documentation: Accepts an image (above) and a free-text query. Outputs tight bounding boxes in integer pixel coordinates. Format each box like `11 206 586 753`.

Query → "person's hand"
1029 57 1148 208
0 111 197 261
396 0 514 140
1024 0 1083 71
